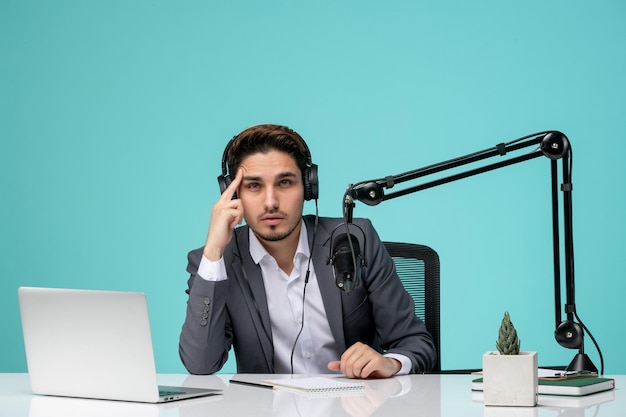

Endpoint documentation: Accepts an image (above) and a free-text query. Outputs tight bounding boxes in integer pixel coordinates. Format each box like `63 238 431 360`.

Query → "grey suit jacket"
179 215 437 374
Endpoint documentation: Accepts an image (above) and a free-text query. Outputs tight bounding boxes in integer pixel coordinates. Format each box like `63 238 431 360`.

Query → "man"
179 124 436 378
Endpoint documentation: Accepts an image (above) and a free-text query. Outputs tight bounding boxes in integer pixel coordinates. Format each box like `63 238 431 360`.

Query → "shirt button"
305 352 312 359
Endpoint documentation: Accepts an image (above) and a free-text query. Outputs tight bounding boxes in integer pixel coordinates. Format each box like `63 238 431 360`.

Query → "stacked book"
471 372 616 407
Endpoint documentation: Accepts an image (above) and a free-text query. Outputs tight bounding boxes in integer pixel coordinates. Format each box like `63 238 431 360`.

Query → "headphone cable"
289 200 319 374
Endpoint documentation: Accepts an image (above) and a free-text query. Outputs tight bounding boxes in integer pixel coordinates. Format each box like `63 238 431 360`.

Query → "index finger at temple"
222 168 243 200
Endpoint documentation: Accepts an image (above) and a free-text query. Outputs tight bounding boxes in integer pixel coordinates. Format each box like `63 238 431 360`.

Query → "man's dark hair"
226 124 310 179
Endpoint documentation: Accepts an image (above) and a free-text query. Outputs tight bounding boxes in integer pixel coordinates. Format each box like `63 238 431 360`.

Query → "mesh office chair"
383 241 441 372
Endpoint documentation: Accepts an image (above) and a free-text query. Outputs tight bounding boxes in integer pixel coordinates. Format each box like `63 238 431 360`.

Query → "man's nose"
264 187 278 209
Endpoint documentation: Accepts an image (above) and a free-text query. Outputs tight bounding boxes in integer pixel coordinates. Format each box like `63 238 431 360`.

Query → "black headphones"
217 133 319 201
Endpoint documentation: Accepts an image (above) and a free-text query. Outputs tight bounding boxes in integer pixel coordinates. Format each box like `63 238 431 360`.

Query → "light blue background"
2 1 625 374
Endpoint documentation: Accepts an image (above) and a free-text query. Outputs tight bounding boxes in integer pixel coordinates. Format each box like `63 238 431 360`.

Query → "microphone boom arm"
346 130 600 373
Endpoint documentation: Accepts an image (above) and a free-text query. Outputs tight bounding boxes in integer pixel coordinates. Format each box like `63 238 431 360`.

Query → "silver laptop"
18 286 220 403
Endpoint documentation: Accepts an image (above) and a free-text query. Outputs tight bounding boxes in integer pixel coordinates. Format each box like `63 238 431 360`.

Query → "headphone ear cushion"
304 163 319 201
217 174 232 194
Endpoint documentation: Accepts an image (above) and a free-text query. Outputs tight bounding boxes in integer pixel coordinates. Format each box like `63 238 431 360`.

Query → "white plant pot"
482 351 538 407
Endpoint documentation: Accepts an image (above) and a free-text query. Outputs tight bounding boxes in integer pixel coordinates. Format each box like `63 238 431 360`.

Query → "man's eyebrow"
242 171 298 182
276 171 298 179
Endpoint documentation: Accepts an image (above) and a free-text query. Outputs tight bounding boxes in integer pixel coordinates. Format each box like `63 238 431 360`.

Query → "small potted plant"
482 312 538 407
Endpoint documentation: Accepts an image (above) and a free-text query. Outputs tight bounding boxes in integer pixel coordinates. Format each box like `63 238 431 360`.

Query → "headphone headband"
217 128 319 200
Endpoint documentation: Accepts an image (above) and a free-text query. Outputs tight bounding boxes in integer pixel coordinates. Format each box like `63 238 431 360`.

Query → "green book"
471 377 615 396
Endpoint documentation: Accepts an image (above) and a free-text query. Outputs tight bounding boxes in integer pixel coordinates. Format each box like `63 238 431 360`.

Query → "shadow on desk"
472 385 616 417
29 393 224 417
205 374 442 417
342 375 441 417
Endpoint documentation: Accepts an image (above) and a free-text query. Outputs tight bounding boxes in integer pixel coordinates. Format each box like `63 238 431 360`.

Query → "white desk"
0 373 622 417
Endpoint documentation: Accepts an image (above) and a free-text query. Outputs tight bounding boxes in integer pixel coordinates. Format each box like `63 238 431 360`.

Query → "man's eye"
279 179 292 187
246 183 260 190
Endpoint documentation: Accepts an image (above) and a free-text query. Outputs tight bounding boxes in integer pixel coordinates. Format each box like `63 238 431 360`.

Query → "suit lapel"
232 228 274 372
305 215 347 351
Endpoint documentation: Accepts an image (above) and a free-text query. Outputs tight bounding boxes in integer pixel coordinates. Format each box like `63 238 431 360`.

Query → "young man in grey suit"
179 124 436 378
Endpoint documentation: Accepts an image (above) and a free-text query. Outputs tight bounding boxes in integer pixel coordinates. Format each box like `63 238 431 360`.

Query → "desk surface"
0 373 622 417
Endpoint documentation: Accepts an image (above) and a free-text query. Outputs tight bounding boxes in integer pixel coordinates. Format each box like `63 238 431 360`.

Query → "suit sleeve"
358 219 438 373
178 248 232 374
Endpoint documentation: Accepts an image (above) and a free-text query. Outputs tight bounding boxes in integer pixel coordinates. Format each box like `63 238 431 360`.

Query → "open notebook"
230 374 365 398
18 286 220 403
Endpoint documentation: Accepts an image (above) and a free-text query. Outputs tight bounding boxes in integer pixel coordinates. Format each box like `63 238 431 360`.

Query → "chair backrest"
383 241 441 372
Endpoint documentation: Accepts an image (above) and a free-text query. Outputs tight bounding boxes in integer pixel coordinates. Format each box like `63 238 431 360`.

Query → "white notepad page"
262 377 364 393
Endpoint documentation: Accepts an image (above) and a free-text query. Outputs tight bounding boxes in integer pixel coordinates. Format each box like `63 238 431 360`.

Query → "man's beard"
252 216 301 242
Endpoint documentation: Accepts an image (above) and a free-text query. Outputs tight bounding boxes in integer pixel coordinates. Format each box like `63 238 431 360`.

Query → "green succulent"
496 311 520 355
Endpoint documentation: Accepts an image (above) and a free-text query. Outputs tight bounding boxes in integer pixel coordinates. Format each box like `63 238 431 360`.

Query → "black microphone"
328 232 362 293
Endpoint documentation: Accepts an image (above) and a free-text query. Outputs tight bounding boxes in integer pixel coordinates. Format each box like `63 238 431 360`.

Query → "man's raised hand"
203 168 244 261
